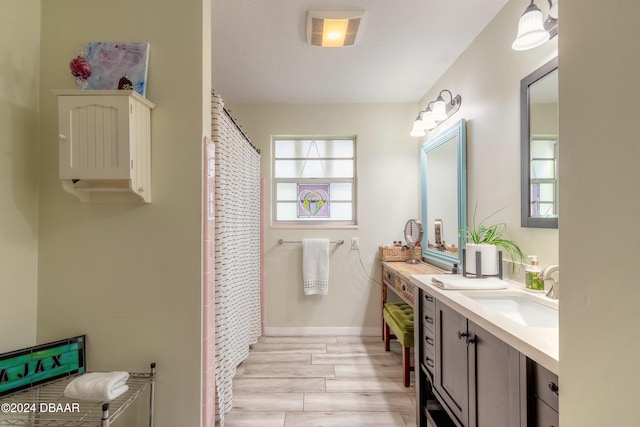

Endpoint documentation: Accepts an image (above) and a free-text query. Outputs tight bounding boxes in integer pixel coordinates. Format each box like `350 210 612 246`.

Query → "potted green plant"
462 203 526 276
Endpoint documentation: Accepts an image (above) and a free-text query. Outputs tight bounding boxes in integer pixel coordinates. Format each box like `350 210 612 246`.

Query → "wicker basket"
378 245 422 262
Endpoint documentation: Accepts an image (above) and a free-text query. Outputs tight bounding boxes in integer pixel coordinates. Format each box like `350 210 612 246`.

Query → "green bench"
383 301 414 387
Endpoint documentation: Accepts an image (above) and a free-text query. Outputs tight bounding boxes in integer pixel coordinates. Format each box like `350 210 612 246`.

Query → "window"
272 136 356 226
529 136 558 218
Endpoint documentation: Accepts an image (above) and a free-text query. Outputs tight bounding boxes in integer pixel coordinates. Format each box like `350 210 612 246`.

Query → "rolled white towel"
64 371 130 401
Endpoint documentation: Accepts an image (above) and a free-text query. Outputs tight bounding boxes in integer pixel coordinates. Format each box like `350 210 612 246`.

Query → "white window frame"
530 135 558 218
271 136 357 228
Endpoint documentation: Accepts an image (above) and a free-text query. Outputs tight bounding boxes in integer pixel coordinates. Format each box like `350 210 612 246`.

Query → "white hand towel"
64 371 130 401
303 238 330 295
431 275 508 290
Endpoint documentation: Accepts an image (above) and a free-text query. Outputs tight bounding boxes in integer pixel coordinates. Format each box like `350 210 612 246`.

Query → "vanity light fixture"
410 90 462 137
307 10 365 47
512 0 558 51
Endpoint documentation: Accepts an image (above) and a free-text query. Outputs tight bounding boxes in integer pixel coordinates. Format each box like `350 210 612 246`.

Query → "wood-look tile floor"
222 336 417 427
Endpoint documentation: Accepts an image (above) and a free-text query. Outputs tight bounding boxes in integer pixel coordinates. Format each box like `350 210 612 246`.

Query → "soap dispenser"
525 255 544 291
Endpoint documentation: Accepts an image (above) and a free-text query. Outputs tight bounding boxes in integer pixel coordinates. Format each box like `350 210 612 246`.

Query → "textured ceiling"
212 0 511 104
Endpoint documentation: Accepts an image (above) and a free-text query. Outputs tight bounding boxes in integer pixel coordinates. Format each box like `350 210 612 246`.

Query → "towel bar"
278 239 344 245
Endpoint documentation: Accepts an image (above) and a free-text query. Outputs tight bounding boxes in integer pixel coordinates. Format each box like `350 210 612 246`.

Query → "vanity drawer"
422 333 435 359
422 291 435 313
422 311 435 334
423 352 436 375
382 266 394 286
535 398 559 427
532 363 559 412
393 276 415 303
422 334 435 375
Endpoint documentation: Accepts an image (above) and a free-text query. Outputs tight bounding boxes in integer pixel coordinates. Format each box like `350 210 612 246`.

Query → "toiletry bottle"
525 255 544 291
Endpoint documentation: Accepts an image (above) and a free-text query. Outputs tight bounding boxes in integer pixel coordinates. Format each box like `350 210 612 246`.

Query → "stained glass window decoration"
297 183 330 218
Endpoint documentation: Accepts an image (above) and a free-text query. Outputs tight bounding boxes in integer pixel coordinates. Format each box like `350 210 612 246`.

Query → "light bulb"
512 2 549 51
421 110 436 129
432 97 447 121
410 120 425 137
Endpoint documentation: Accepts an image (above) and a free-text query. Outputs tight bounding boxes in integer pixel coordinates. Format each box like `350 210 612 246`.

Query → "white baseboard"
264 326 379 336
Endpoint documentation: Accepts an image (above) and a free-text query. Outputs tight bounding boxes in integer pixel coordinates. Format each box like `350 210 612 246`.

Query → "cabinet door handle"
457 331 476 345
548 382 559 398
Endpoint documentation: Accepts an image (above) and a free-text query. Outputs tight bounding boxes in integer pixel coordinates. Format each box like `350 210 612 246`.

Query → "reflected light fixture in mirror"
410 90 462 137
512 0 558 51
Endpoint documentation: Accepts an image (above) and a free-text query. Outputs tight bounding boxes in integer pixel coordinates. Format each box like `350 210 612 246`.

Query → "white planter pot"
465 243 498 276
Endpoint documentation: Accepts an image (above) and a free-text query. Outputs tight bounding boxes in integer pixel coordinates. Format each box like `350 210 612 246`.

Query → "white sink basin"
460 292 558 328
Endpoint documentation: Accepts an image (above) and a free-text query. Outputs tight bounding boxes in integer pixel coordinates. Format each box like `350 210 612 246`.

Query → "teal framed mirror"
420 119 467 268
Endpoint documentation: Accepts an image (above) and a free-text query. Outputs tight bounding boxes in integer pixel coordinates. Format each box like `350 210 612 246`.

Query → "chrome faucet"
540 265 559 299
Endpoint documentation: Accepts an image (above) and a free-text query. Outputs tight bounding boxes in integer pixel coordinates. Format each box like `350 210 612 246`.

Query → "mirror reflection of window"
528 67 558 220
530 137 558 218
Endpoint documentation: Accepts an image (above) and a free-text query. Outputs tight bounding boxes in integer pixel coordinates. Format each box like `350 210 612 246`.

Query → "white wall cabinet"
54 90 155 203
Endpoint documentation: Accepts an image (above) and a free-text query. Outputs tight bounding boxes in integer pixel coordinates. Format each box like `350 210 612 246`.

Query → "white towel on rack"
63 371 130 401
303 239 330 295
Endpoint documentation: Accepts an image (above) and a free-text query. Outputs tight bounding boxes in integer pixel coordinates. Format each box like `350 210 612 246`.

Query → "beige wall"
228 103 418 333
418 0 559 269
37 1 209 426
0 0 40 353
531 103 559 135
560 0 640 424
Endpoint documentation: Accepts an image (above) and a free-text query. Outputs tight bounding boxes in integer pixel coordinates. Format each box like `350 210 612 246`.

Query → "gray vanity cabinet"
434 301 469 424
417 289 559 427
527 358 559 427
415 289 558 427
468 322 521 427
427 297 522 427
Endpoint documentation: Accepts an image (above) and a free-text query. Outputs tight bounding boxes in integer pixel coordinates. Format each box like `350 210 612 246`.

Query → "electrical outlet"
351 237 359 250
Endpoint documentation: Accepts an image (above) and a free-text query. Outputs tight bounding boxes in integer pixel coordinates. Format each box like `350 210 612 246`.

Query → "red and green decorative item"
69 54 92 89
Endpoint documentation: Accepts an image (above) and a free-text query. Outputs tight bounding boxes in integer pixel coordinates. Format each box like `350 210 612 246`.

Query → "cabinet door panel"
58 95 131 180
468 322 521 427
532 362 559 412
535 398 559 427
435 301 469 425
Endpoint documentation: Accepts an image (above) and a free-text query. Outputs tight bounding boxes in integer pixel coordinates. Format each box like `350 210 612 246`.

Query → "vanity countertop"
410 274 559 375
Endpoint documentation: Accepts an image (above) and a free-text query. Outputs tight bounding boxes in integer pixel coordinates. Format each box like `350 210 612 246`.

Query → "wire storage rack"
0 364 156 427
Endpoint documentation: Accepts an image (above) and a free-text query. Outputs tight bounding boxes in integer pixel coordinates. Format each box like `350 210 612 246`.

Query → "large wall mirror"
521 57 558 228
420 119 467 268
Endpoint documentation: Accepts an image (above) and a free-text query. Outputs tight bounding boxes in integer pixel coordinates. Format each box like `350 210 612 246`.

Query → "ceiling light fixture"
512 0 558 51
307 10 365 47
410 90 462 137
